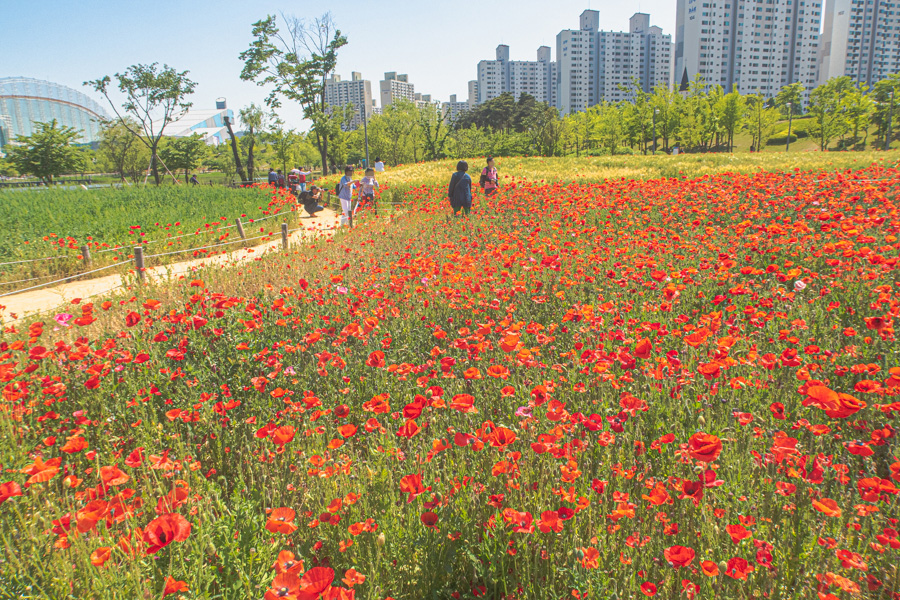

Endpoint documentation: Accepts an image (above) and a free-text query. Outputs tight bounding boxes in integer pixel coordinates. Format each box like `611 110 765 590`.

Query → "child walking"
338 166 360 226
358 168 379 215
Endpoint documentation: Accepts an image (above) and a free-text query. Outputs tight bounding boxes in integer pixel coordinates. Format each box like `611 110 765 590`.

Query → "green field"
0 185 298 288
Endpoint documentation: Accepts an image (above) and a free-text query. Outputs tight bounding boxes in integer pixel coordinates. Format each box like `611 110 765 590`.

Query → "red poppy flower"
90 546 112 567
274 550 304 574
143 513 192 553
420 511 438 528
266 507 298 534
724 557 755 580
641 582 658 596
271 426 296 446
163 577 189 596
664 545 695 568
688 432 722 463
0 481 23 505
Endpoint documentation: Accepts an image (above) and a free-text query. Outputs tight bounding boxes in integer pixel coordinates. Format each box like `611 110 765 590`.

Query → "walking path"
0 209 340 324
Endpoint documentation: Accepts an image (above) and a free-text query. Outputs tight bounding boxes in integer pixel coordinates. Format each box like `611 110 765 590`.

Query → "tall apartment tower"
323 72 373 131
557 11 672 115
442 94 471 123
817 0 900 87
467 80 479 108
674 0 821 99
477 45 510 104
379 72 416 108
476 45 557 106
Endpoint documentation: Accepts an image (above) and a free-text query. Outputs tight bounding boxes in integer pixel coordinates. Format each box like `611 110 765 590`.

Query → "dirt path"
0 209 341 324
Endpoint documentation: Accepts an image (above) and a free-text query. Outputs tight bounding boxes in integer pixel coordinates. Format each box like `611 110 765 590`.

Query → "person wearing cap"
447 161 473 217
479 157 499 196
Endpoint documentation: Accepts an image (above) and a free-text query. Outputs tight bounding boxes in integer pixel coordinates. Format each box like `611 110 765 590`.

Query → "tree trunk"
150 150 161 186
224 120 247 184
247 133 256 182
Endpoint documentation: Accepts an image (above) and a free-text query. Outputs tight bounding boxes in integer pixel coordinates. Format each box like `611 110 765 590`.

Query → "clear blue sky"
1 0 674 130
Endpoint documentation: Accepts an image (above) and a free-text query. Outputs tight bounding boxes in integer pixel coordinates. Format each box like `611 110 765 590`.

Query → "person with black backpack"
448 161 473 217
479 157 499 196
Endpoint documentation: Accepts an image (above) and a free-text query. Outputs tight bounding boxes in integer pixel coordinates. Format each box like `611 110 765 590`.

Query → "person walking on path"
479 157 499 196
267 168 278 186
448 160 473 217
291 166 312 192
338 166 361 226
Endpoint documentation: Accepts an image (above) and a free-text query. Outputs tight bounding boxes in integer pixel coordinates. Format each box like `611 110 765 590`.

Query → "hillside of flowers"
1 163 899 599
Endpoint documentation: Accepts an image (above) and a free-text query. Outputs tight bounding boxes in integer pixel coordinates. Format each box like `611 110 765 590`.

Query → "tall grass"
0 185 299 288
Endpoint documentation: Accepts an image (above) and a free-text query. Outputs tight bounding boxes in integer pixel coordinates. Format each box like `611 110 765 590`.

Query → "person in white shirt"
358 168 380 215
374 158 385 173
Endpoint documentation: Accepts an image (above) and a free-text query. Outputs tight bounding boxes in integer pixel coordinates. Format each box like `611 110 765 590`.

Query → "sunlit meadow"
1 156 899 600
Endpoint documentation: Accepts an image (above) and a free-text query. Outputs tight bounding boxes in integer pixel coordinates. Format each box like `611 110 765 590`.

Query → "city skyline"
0 0 677 130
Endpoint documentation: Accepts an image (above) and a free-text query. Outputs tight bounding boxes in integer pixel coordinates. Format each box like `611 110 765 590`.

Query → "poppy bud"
693 465 704 474
206 543 217 556
376 532 386 547
718 560 728 573
575 548 584 560
698 416 706 426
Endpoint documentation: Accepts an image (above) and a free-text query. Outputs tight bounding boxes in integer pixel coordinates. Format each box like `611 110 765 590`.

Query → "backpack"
299 173 306 183
335 182 342 195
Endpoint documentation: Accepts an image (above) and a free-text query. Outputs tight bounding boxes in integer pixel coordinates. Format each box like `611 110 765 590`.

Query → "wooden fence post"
281 223 289 251
134 247 145 283
81 245 91 267
235 218 246 240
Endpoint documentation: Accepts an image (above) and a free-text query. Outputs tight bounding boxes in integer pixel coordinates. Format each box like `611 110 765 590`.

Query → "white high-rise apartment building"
442 94 470 123
817 0 900 87
476 45 557 105
674 0 821 99
557 11 672 115
467 80 479 108
324 72 373 131
477 45 510 104
380 72 416 108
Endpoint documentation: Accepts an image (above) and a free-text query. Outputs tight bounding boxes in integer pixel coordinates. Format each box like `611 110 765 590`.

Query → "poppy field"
1 160 899 600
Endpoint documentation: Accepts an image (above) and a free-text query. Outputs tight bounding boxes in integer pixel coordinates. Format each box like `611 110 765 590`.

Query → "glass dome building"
0 77 109 147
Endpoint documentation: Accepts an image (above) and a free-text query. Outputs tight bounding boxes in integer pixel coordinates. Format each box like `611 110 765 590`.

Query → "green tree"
6 120 85 184
719 86 746 152
808 77 853 151
418 103 453 160
871 75 900 149
86 63 197 185
266 117 299 175
97 118 149 183
649 84 680 152
240 13 347 178
239 104 267 181
158 134 207 183
745 93 779 151
596 103 624 155
775 82 805 116
841 83 873 148
522 104 564 156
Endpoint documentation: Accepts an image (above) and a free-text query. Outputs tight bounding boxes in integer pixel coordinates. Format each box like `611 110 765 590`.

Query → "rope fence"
0 263 123 299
